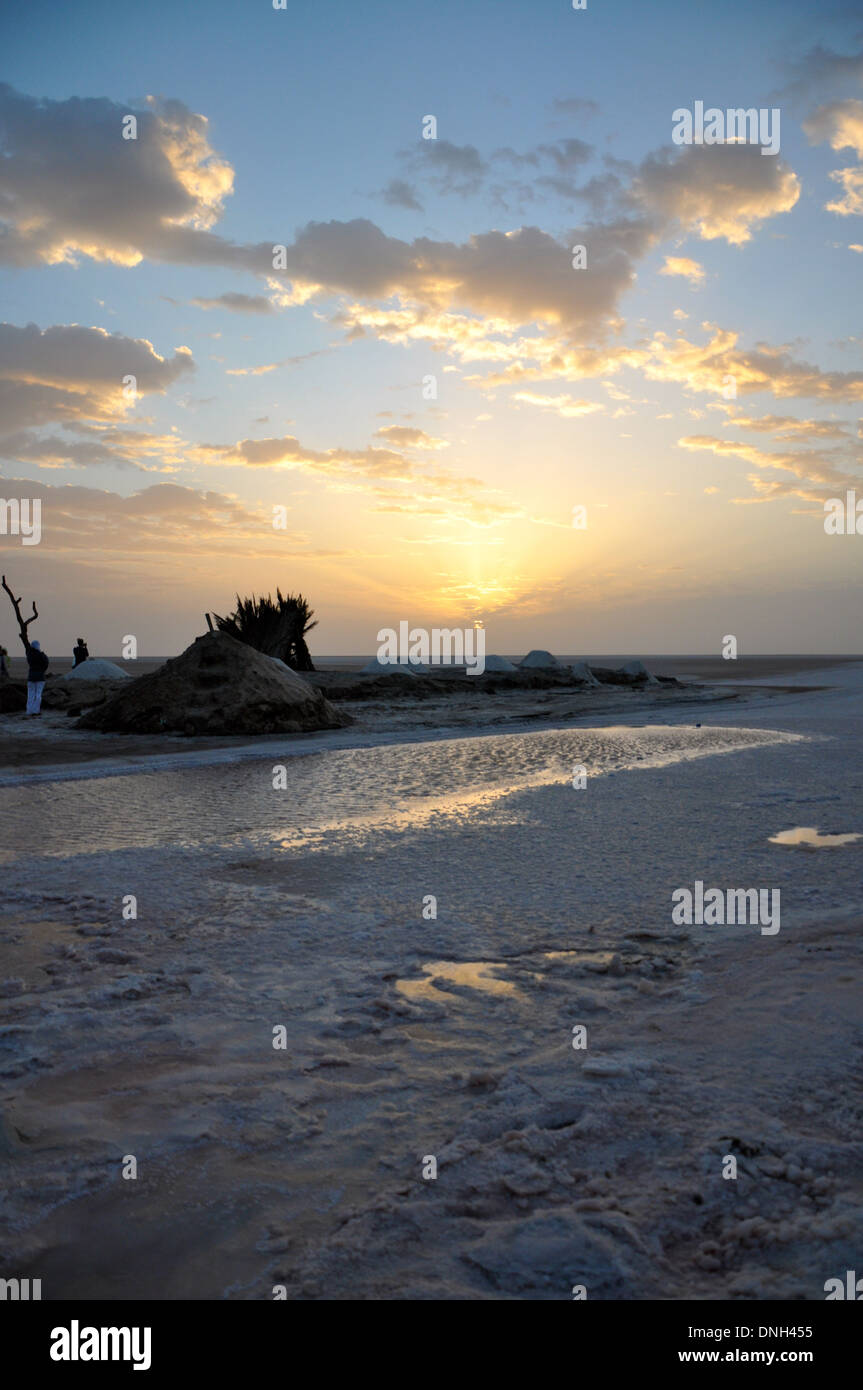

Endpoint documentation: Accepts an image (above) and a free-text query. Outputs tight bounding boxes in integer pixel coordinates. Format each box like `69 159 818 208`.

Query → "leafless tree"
1 573 39 651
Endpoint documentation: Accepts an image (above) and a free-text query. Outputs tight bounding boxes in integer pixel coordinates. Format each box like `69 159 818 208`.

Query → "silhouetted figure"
73 638 89 667
0 645 8 678
26 639 49 715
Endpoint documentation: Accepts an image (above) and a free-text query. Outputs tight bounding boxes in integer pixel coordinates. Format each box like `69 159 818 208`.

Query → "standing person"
72 637 89 667
25 638 49 715
0 645 8 678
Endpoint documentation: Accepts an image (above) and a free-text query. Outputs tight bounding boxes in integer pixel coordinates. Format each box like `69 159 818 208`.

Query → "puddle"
396 959 519 1001
544 949 617 965
769 825 861 848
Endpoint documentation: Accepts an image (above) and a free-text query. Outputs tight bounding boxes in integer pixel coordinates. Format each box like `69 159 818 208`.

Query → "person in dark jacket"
25 638 49 715
73 637 89 667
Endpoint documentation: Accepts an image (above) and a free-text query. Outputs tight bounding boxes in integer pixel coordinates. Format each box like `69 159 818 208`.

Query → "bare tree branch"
1 573 40 650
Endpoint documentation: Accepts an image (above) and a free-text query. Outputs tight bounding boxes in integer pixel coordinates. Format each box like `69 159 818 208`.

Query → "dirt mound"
43 677 130 714
0 679 25 712
77 631 347 736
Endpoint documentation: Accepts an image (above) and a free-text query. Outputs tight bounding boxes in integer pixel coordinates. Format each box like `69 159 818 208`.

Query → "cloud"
805 98 863 158
0 322 523 526
0 321 194 434
646 326 863 401
403 140 488 196
725 413 853 440
678 433 862 501
224 348 333 376
0 474 323 556
550 97 600 118
0 86 235 267
200 429 524 527
291 147 803 369
190 293 273 313
660 255 705 284
468 340 650 388
394 135 599 210
369 483 520 527
778 45 863 105
1 85 804 382
512 392 605 418
5 85 844 445
225 363 278 376
391 127 800 241
378 178 423 211
280 216 652 340
0 424 192 473
0 321 200 475
632 143 800 244
373 425 449 449
458 321 863 409
493 139 593 172
209 434 411 477
804 99 863 215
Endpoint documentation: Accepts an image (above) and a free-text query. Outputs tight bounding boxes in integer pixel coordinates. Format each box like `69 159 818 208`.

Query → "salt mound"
62 658 131 681
570 661 599 684
483 654 518 673
361 657 422 676
520 650 560 669
619 660 658 684
77 630 346 735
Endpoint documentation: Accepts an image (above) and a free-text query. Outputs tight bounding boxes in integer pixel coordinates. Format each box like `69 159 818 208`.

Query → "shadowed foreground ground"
1 666 861 1299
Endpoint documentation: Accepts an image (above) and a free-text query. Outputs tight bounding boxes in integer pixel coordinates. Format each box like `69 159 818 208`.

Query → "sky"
1 0 862 657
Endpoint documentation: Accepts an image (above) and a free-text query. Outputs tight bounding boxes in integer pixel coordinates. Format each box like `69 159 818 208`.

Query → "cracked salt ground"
266 923 863 1300
1 669 862 1297
3 913 861 1298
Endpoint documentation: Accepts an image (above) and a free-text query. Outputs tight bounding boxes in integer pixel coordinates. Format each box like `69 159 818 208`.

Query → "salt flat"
0 663 860 1299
